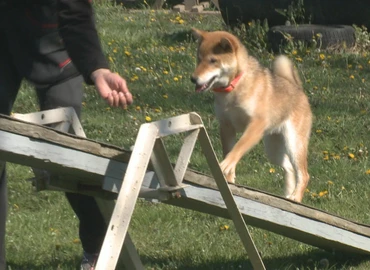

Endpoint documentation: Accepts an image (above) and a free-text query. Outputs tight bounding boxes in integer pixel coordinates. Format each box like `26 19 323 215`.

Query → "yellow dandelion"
327 180 334 185
348 153 355 159
313 86 318 90
366 169 370 175
316 129 322 134
125 51 131 57
135 106 141 111
295 57 303 62
178 19 185 24
269 168 275 173
350 75 355 79
219 225 230 231
319 190 328 197
145 116 152 122
305 188 310 193
173 77 179 81
81 102 86 107
333 155 340 160
341 186 345 190
108 42 112 46
323 155 329 161
248 22 252 26
113 48 118 53
292 50 298 55
163 94 168 99
155 108 161 113
72 238 81 244
319 54 325 60
163 70 169 75
348 64 353 69
108 56 114 63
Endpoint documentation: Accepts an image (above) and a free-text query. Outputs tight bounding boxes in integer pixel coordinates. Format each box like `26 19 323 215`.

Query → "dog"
190 28 312 202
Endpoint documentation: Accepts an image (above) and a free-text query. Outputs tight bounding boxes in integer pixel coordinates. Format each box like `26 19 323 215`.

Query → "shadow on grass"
7 256 80 270
141 250 370 270
160 29 194 45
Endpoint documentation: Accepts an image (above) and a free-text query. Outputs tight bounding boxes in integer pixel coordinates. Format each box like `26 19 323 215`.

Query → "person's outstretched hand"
91 68 133 109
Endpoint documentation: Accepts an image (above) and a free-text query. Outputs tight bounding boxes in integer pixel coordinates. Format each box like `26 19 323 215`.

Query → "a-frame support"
95 112 265 270
11 107 144 270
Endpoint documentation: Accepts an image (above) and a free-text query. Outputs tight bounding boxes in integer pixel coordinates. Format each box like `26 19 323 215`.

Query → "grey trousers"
0 5 107 269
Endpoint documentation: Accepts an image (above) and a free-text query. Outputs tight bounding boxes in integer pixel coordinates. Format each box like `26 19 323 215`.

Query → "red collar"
213 72 244 93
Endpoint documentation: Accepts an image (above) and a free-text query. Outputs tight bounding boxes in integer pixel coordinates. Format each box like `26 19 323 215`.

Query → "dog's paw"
286 193 302 203
220 159 236 184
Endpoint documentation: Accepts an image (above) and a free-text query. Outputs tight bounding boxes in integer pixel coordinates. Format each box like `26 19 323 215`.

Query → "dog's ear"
191 28 205 41
220 37 235 52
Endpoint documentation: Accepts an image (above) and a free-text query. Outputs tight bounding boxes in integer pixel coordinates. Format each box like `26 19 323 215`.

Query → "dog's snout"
190 75 197 84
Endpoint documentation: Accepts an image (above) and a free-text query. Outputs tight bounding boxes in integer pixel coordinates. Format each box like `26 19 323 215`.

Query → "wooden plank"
0 114 131 163
1 114 370 255
198 127 265 269
94 198 144 270
95 123 158 270
162 185 370 255
183 170 370 238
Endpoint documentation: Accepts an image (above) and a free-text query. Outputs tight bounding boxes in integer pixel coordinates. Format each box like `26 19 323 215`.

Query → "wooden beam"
1 114 370 256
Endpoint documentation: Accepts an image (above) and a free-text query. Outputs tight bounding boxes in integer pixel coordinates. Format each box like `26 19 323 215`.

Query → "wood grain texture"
1 114 370 255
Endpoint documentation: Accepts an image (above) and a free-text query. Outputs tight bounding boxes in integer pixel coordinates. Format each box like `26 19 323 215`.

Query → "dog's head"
190 28 241 93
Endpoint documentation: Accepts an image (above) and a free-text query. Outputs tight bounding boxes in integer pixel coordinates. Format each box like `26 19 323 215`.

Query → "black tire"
267 25 356 52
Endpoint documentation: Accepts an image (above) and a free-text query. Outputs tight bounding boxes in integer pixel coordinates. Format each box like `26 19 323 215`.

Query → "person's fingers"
119 92 128 109
106 92 114 106
124 91 133 105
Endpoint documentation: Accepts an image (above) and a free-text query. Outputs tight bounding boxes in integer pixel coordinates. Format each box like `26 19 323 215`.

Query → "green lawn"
5 4 370 270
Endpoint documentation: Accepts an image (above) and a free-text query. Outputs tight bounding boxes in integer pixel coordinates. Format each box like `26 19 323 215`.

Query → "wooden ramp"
0 111 370 269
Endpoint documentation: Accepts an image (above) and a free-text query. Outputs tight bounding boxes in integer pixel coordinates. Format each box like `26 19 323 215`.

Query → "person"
0 1 133 269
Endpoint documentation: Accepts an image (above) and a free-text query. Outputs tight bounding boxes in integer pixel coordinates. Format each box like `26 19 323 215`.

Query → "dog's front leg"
220 119 266 183
219 122 236 183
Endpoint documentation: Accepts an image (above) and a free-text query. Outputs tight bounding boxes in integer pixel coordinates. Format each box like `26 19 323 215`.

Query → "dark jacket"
58 0 109 84
1 0 109 85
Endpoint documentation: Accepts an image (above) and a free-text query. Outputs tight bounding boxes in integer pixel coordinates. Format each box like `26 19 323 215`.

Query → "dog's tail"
272 55 302 87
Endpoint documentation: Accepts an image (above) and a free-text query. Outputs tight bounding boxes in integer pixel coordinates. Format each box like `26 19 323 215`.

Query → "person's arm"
57 0 133 108
57 0 107 84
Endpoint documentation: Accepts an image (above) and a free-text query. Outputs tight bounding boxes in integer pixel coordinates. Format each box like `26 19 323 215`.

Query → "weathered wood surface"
1 114 370 255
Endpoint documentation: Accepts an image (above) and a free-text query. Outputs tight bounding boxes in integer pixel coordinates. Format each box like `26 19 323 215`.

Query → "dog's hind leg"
283 122 310 203
264 133 296 197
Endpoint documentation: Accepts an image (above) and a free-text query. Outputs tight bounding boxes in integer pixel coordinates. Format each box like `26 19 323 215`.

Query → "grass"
5 3 370 270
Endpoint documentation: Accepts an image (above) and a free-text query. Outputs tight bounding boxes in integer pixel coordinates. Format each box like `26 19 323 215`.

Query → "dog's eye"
209 58 217 64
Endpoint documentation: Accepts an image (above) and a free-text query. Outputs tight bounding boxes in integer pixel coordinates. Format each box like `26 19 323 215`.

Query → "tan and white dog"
190 28 312 202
